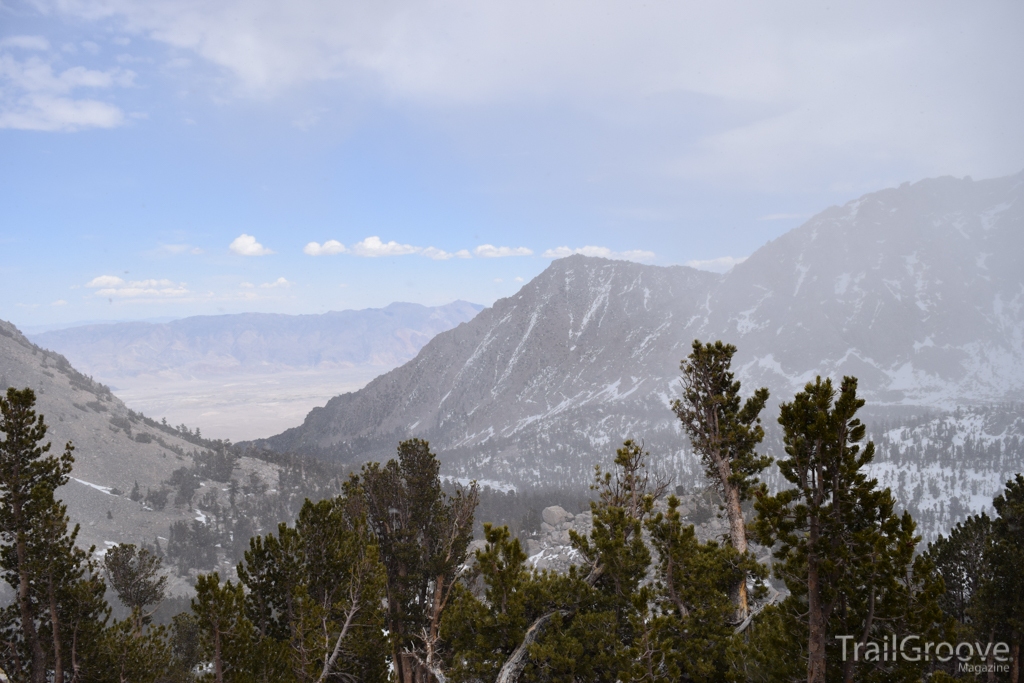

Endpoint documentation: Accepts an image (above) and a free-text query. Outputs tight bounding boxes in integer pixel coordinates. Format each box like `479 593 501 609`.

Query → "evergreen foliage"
752 376 946 683
357 438 478 681
673 339 770 620
1 356 1020 682
0 387 108 683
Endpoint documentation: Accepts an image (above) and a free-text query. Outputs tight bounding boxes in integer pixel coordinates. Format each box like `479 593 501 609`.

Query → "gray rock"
542 506 571 526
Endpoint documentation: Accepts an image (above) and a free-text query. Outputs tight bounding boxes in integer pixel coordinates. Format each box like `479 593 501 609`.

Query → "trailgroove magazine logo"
836 635 1012 674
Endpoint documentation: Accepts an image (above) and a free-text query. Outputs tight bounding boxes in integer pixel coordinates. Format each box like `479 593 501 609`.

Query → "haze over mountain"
30 301 482 440
254 172 1024 520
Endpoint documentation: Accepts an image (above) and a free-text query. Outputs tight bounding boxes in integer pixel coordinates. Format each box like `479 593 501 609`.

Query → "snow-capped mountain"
713 172 1024 406
254 172 1024 498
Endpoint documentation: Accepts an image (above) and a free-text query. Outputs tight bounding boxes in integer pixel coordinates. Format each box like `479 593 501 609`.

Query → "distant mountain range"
28 301 484 440
30 301 484 379
252 172 1024 500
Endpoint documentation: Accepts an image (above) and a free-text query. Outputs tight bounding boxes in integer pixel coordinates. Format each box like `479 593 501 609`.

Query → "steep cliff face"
255 172 1024 492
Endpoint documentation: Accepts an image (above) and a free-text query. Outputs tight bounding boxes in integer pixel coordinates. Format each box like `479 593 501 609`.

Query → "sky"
2 0 1022 329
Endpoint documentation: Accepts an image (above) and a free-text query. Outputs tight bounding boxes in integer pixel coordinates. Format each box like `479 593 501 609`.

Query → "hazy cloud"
155 243 203 255
35 0 1022 184
0 36 50 51
542 246 655 263
0 51 134 131
475 244 532 258
229 233 274 256
85 275 189 297
684 256 747 273
758 213 807 221
50 299 67 306
260 277 291 288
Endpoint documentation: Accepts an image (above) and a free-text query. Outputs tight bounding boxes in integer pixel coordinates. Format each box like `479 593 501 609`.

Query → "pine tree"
641 495 766 680
192 573 249 683
359 438 478 682
103 544 167 633
753 376 944 683
673 340 770 621
976 475 1024 683
0 387 75 683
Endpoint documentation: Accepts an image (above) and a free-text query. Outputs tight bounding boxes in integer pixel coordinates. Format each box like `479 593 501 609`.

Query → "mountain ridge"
251 171 1024 493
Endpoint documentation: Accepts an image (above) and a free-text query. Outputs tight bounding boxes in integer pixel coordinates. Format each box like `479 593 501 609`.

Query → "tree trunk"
15 526 46 683
49 574 64 683
718 456 749 621
807 527 825 683
495 611 564 683
214 627 224 683
398 652 433 683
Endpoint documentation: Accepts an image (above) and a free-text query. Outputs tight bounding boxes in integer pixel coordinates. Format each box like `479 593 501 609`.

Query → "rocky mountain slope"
0 320 329 595
254 172 1024 511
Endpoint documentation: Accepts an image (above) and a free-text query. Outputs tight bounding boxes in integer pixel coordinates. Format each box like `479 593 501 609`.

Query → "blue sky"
2 0 1022 328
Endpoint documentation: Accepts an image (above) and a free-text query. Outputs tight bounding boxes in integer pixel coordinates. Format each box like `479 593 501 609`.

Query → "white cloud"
684 256 747 273
86 275 125 288
50 299 67 306
350 236 418 257
85 275 189 298
542 246 655 263
305 237 470 260
475 244 533 258
514 276 524 282
303 239 346 255
260 277 291 288
0 36 50 51
239 281 254 288
229 234 274 256
421 246 457 260
0 53 135 131
494 278 503 283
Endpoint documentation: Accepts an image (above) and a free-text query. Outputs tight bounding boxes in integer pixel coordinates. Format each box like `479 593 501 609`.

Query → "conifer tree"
975 475 1024 683
673 340 769 621
0 387 76 683
359 438 478 683
192 573 249 683
103 544 167 633
753 376 944 683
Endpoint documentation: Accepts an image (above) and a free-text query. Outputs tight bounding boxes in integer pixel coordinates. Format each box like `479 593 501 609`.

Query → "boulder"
542 505 571 526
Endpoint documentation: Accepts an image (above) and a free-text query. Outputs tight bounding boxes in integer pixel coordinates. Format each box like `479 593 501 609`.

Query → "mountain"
29 301 483 440
253 172 1024 506
30 301 483 378
0 320 221 591
710 172 1024 405
1 319 355 595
